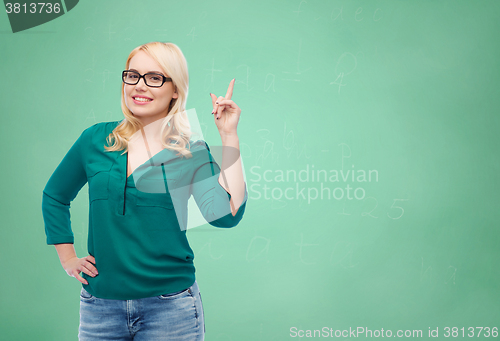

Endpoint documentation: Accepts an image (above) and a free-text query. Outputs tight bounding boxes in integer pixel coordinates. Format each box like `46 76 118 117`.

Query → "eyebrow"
128 68 166 76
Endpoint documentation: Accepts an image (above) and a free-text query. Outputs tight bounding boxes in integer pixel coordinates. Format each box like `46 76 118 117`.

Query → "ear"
173 88 179 99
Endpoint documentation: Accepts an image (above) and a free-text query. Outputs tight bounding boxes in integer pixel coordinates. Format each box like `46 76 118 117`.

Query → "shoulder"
188 139 210 152
77 120 122 150
188 139 213 161
83 120 122 136
80 120 122 142
186 139 217 168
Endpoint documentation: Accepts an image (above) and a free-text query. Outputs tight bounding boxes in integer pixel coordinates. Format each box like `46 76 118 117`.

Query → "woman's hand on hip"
61 255 98 285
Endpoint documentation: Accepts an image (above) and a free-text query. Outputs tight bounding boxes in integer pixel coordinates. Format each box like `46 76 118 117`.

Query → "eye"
126 72 138 79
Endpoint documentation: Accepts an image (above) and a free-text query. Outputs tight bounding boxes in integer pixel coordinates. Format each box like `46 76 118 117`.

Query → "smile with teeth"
133 97 152 102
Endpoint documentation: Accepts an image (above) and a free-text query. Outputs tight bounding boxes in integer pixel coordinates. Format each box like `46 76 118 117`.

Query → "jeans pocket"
198 291 206 334
157 287 190 300
80 288 95 302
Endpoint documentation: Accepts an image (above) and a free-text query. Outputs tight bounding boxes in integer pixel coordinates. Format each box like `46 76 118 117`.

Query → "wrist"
220 132 239 144
61 255 77 267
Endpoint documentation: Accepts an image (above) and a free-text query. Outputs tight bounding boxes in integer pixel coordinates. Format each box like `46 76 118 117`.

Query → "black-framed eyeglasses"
122 70 172 88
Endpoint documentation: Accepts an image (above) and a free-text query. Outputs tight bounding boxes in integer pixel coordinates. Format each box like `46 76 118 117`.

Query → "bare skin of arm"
218 133 245 216
211 79 246 216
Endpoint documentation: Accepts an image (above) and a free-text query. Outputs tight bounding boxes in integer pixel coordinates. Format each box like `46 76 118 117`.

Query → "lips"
132 95 153 104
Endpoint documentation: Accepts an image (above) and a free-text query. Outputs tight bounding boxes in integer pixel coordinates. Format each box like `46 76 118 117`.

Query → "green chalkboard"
1 0 499 340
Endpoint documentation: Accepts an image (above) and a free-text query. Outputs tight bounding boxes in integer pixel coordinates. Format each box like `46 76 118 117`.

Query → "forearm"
54 243 77 266
218 133 246 216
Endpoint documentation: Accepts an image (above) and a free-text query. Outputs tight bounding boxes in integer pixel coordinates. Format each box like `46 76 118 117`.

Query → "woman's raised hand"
210 78 242 136
61 255 98 285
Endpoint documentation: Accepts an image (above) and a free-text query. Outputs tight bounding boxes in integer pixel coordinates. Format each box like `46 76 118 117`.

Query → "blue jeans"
78 280 205 340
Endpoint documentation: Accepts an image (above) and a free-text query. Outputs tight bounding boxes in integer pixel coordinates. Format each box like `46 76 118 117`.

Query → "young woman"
41 41 248 340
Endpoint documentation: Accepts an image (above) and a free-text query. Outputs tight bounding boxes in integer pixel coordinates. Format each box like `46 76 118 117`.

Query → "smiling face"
123 50 178 127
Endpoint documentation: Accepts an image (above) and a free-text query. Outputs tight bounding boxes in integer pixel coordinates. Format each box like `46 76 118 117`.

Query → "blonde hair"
104 41 193 158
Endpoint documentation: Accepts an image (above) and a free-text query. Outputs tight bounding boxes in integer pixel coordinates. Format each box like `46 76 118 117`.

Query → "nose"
135 76 148 90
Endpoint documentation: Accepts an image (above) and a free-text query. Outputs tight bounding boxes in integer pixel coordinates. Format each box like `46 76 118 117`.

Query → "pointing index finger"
225 78 235 100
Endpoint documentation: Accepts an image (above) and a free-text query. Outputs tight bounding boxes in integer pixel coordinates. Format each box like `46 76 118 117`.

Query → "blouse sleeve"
189 141 248 228
41 128 90 244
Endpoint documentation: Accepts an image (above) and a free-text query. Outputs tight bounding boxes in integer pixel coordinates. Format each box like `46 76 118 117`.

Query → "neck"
135 116 166 143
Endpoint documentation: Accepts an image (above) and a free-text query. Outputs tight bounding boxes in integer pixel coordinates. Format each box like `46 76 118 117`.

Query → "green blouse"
42 121 248 300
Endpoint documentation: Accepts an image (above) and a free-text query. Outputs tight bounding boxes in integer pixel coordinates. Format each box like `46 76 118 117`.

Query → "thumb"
86 255 96 264
210 93 217 106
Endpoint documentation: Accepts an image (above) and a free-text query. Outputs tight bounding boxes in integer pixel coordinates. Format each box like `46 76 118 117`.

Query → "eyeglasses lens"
123 71 163 87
